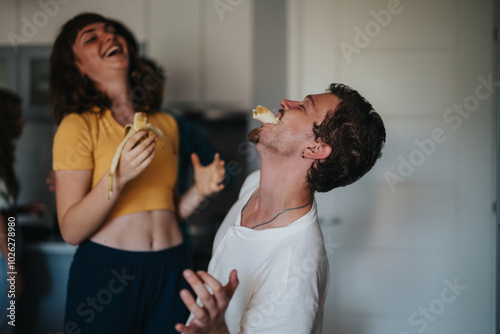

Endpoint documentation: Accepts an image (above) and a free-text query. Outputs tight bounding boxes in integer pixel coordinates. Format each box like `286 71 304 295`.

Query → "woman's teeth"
104 45 120 57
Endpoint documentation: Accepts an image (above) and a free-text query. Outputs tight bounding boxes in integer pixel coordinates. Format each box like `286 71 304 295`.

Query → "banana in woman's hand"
108 112 163 199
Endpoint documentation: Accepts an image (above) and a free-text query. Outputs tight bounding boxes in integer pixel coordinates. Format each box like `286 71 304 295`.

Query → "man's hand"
175 269 238 334
192 153 225 198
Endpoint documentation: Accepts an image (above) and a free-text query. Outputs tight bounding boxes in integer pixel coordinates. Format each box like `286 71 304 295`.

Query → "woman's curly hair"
49 13 163 125
306 83 386 192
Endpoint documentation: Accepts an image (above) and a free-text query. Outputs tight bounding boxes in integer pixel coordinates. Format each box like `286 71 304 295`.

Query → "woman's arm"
178 153 225 220
56 131 157 245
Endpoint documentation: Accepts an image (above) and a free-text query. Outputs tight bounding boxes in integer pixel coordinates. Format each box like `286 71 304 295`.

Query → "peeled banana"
108 112 163 199
253 105 280 124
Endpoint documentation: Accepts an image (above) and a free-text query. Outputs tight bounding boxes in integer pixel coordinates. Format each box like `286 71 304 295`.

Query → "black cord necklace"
241 191 313 229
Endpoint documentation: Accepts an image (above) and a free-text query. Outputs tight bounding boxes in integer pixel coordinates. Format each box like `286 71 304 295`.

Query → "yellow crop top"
52 108 179 221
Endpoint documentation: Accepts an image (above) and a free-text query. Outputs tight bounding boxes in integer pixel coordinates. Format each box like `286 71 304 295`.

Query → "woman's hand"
55 131 156 245
192 153 225 198
115 131 157 189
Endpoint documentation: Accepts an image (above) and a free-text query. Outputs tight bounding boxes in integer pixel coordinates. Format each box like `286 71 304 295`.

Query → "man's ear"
303 142 332 160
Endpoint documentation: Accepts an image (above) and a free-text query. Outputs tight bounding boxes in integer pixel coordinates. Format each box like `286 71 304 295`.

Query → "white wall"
285 0 497 333
0 0 145 45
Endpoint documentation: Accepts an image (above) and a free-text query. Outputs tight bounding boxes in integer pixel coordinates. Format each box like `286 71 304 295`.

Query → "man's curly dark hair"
306 83 386 192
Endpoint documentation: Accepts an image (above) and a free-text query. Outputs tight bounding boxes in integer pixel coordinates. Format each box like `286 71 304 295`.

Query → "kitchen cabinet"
0 45 57 231
0 47 16 89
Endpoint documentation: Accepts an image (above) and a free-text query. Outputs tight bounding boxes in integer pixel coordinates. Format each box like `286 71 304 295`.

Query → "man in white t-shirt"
175 83 386 334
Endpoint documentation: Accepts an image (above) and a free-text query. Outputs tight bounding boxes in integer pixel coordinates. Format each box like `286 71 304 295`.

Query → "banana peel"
108 112 163 199
253 105 279 124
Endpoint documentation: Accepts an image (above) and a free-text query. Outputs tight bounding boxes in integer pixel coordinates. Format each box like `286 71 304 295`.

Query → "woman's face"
72 22 129 86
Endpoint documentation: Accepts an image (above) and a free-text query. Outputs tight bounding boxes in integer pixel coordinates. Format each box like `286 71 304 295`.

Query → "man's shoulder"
287 208 328 259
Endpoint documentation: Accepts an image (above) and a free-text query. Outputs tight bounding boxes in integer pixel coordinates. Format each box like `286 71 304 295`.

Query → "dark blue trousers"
64 241 191 334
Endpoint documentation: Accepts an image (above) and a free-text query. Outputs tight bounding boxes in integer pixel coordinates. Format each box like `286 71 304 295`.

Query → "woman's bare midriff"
90 209 183 251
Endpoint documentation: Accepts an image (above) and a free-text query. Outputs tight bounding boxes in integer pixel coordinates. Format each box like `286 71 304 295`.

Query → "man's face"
249 93 341 157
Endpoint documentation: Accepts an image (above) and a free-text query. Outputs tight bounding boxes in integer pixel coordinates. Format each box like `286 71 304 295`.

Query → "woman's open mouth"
103 44 122 58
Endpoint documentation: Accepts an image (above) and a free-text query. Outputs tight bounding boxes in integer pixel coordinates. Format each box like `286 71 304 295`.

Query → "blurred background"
0 0 498 333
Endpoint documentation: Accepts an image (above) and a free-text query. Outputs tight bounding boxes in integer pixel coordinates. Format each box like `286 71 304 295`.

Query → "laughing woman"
50 13 225 333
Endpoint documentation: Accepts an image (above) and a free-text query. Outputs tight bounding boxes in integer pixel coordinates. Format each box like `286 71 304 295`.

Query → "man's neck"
242 153 313 229
260 156 310 200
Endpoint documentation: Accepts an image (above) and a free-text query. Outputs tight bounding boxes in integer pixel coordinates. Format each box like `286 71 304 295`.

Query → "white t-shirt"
188 171 329 334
